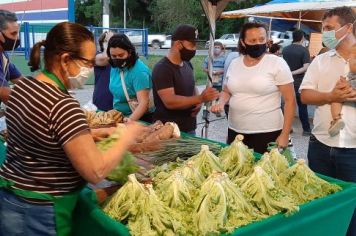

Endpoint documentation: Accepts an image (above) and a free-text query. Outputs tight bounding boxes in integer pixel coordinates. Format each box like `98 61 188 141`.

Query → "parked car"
271 30 309 49
271 31 293 48
205 33 239 49
161 35 171 49
125 30 167 49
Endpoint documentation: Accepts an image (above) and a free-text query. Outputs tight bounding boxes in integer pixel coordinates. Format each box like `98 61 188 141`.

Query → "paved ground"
74 85 314 161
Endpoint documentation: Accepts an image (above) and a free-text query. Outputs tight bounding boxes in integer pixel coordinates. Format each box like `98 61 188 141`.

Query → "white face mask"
68 61 93 89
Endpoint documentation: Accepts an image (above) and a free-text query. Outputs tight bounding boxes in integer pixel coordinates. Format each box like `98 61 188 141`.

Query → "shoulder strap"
120 70 131 103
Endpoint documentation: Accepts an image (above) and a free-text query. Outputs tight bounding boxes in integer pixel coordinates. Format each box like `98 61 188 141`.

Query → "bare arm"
0 87 11 103
63 123 142 184
129 89 149 121
276 83 296 147
157 87 219 110
301 77 356 105
211 85 231 113
292 63 309 75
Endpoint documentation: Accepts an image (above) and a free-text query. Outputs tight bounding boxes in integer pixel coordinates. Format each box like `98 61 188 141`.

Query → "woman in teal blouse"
107 34 153 122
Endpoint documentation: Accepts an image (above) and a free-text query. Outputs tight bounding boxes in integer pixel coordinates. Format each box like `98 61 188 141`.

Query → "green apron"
0 71 80 235
0 177 81 236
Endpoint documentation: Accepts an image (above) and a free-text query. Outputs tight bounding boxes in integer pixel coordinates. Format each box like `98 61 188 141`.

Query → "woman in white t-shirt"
212 22 296 154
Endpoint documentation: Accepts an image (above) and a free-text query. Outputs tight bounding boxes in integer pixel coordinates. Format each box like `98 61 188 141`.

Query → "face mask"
214 47 222 56
180 45 196 61
322 25 348 49
68 61 93 89
0 32 20 51
244 43 266 58
109 58 128 69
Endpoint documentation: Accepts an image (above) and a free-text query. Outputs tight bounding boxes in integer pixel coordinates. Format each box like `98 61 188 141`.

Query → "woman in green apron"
0 22 142 236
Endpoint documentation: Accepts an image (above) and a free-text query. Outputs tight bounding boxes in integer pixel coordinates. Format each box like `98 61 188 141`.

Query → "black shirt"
152 57 196 132
282 44 310 88
93 64 113 111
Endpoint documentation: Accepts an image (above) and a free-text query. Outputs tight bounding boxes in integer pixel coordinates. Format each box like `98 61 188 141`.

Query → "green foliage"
75 0 270 37
280 159 342 205
220 135 254 179
194 172 261 235
190 145 224 178
96 125 140 184
241 167 299 216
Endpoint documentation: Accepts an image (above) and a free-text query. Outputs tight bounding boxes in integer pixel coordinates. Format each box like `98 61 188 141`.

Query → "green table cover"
72 173 356 236
72 135 356 236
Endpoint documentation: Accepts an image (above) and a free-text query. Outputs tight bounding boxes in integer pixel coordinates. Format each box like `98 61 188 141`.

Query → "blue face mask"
322 25 348 49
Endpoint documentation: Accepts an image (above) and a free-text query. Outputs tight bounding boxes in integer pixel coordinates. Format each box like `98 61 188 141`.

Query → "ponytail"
28 40 46 72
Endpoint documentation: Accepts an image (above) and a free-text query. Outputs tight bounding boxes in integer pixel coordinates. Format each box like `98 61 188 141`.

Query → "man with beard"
152 25 219 134
0 10 22 103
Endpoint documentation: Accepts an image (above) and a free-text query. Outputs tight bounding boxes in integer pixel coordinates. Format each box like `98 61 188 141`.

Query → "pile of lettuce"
96 125 140 184
103 136 342 236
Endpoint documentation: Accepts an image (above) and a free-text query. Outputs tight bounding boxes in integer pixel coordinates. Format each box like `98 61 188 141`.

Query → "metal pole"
103 0 110 28
124 0 127 29
268 17 272 38
298 11 301 29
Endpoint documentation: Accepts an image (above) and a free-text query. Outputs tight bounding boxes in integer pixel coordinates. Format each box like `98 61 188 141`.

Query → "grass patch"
10 54 208 86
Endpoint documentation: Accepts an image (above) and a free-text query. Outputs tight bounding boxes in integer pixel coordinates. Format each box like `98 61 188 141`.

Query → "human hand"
191 104 202 117
329 76 356 102
276 133 289 149
122 122 146 145
200 87 219 103
211 103 224 114
91 127 116 142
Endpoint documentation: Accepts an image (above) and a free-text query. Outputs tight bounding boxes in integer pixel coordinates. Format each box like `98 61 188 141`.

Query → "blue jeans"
308 135 356 236
0 189 56 236
295 88 311 132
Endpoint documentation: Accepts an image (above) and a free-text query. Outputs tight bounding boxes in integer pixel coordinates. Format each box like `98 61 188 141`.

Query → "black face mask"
180 46 196 61
1 32 20 51
109 58 127 69
244 43 266 58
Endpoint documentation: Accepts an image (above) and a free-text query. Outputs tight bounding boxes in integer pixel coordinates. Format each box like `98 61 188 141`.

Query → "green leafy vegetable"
220 135 254 179
96 125 140 184
179 161 205 188
241 167 299 216
280 159 342 204
255 153 281 187
194 172 260 235
156 170 196 210
128 184 183 236
106 152 140 184
103 174 146 221
146 137 222 165
269 148 290 174
190 145 224 178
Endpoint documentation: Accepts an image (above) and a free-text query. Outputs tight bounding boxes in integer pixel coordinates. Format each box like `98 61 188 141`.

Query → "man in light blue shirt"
203 41 226 91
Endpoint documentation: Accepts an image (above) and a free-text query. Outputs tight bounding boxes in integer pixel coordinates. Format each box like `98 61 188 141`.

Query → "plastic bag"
82 100 98 112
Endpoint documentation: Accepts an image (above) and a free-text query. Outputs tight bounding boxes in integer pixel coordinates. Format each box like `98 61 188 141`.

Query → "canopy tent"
199 0 234 138
221 0 356 31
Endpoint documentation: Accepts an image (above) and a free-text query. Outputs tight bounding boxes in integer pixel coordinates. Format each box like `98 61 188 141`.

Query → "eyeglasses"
70 55 95 67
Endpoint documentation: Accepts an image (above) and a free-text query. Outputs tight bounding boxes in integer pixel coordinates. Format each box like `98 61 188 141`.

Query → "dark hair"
214 41 224 48
292 30 305 43
0 10 17 31
269 44 281 54
107 33 138 69
28 22 94 72
238 22 268 55
98 32 107 52
323 6 356 34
